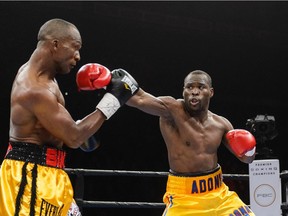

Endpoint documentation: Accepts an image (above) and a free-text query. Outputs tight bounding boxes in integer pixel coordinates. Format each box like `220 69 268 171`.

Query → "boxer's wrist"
96 93 120 119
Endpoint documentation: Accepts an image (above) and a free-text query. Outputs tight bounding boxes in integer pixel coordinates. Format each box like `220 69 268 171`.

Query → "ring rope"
76 200 166 208
65 168 288 211
65 168 168 177
65 168 249 180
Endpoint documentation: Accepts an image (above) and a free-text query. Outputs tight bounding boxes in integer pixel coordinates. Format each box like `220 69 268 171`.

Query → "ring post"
249 159 281 215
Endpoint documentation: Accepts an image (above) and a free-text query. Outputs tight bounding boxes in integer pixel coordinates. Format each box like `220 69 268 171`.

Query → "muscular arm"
12 86 106 149
126 88 172 118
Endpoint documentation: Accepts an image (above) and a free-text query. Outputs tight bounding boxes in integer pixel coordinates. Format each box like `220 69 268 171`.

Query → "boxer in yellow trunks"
125 70 256 215
0 18 138 216
163 165 253 216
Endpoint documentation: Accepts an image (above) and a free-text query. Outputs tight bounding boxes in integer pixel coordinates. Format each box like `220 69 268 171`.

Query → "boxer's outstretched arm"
126 88 171 118
76 63 171 118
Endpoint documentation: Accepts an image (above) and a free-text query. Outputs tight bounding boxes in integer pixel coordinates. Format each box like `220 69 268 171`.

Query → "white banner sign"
249 159 281 216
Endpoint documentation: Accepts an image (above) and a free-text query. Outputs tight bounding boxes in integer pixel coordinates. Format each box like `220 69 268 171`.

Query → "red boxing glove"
225 129 256 157
76 63 112 91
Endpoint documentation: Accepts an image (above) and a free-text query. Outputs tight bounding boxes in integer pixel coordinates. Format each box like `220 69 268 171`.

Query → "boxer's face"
53 28 82 75
183 74 214 112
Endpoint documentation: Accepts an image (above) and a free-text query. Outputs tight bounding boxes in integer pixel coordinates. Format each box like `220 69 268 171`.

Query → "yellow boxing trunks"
162 164 255 216
0 142 74 216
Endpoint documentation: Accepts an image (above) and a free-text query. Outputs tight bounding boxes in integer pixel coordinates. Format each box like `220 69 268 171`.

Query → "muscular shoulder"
157 96 183 111
158 96 179 104
209 111 233 131
157 97 183 120
12 76 63 115
15 66 62 102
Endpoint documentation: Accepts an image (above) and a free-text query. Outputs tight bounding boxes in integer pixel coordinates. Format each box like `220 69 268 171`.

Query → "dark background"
1 1 288 215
